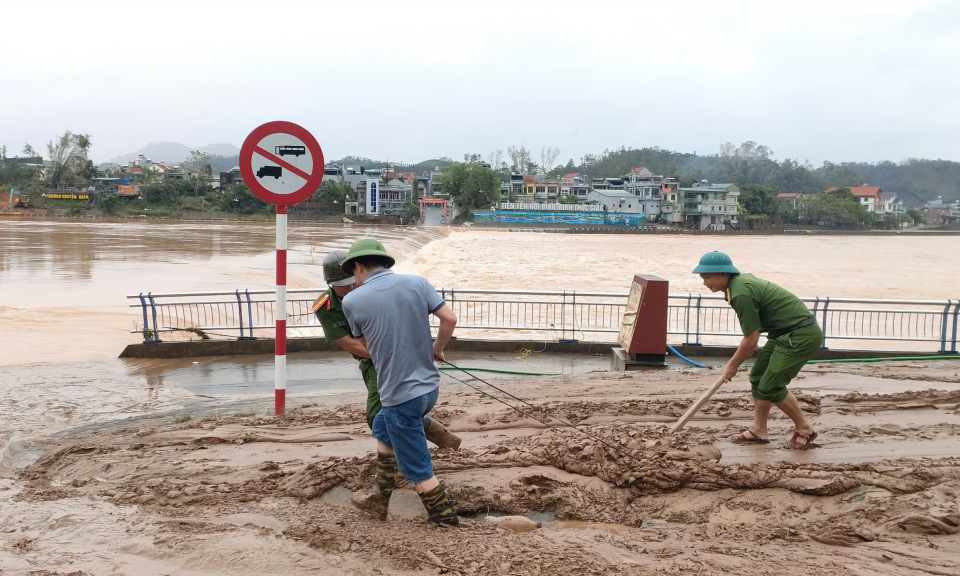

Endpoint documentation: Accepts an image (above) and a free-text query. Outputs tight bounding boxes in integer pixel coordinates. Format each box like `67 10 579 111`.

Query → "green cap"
340 237 396 274
692 251 740 274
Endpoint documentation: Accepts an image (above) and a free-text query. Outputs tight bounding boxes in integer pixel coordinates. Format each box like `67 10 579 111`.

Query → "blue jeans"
371 388 438 484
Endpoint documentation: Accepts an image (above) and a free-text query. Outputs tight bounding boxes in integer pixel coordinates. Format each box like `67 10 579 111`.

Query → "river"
3 220 959 365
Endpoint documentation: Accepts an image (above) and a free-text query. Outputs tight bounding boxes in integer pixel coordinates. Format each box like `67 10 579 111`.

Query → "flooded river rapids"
1 219 958 447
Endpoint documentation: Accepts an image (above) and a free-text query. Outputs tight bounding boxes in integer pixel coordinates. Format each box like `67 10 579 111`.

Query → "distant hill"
108 141 239 166
210 155 240 174
198 142 240 157
557 147 960 207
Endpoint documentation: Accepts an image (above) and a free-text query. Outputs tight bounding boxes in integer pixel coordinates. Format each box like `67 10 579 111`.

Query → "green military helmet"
340 237 396 275
692 251 740 274
323 250 356 287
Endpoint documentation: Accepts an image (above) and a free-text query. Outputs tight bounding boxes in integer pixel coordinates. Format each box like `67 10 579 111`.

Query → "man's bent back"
342 270 444 407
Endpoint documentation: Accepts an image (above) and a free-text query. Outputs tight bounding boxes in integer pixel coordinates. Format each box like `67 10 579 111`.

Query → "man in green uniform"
313 250 461 449
694 251 821 450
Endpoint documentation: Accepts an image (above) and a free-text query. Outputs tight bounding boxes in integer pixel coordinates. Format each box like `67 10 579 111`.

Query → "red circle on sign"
239 121 325 206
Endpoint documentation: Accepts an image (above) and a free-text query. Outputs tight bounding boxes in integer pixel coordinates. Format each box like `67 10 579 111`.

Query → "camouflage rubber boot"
423 415 462 450
351 452 397 521
419 482 459 527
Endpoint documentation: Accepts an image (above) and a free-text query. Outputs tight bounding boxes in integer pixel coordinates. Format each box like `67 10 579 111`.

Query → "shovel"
669 376 727 433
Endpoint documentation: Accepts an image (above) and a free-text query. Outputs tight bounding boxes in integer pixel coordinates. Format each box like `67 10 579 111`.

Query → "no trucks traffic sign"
239 121 325 206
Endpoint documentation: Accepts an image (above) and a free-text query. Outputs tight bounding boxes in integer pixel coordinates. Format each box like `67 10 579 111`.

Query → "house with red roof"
148 163 187 183
828 186 885 215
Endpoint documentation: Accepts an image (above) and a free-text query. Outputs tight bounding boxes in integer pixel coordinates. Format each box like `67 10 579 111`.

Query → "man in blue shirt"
341 238 460 527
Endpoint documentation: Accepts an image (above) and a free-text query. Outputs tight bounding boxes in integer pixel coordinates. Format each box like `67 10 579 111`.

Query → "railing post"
820 297 830 350
692 294 702 346
147 292 161 343
568 290 578 343
561 290 567 341
941 300 954 354
245 289 254 339
684 294 694 345
951 301 960 354
138 292 151 343
811 297 821 349
235 289 245 340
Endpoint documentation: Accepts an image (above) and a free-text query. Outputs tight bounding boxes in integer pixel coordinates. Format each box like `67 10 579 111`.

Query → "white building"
836 186 884 215
882 192 904 215
559 173 590 202
624 167 665 217
586 190 642 213
679 181 740 231
660 178 682 224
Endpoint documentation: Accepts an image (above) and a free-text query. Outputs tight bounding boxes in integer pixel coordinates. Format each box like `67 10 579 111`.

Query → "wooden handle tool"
669 376 727 433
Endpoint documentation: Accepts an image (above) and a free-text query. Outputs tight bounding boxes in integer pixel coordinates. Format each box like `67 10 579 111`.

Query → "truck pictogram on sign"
257 166 282 179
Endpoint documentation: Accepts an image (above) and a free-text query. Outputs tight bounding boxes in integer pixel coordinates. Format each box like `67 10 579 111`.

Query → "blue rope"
667 345 706 368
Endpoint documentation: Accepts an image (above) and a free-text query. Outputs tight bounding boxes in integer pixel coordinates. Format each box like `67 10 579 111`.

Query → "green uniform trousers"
749 322 822 404
359 359 383 430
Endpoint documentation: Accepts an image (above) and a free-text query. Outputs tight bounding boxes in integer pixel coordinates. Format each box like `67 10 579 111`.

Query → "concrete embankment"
119 337 937 361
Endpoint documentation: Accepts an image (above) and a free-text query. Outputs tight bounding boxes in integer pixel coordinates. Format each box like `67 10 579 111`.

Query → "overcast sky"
3 0 959 166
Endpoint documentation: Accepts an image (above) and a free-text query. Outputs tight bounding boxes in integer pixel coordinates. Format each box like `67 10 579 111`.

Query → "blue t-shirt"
342 270 446 407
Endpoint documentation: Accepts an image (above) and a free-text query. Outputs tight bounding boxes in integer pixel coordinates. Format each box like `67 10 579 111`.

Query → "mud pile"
7 361 960 575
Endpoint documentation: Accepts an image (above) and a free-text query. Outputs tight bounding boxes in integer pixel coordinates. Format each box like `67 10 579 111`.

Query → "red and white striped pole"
275 204 287 414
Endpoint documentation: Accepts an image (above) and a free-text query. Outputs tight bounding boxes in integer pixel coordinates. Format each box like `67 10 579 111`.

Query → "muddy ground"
3 360 960 575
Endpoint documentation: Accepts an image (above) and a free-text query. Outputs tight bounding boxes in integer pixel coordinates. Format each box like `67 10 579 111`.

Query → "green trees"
183 151 213 175
218 183 268 214
312 180 354 204
559 195 580 204
438 162 501 220
739 184 781 217
95 193 123 215
401 201 420 222
46 132 92 187
801 188 873 227
141 183 180 205
82 160 98 179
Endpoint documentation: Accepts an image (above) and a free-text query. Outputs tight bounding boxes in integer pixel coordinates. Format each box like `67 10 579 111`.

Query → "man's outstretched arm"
724 330 760 381
432 305 457 362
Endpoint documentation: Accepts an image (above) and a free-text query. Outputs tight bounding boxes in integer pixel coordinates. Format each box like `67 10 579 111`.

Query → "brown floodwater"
0 219 445 366
400 230 960 299
2 221 958 367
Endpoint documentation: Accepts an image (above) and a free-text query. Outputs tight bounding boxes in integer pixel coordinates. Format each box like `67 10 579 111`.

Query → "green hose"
444 355 959 375
806 355 960 365
438 366 561 376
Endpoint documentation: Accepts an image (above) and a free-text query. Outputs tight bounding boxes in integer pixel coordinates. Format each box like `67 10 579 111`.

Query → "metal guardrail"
127 289 960 353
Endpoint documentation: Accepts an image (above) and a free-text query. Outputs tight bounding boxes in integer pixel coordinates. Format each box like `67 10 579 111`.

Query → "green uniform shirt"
314 288 362 359
313 288 381 428
725 273 812 336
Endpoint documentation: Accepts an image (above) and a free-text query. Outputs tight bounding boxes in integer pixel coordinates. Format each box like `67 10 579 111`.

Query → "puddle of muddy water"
321 486 428 520
324 490 635 532
464 509 637 532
